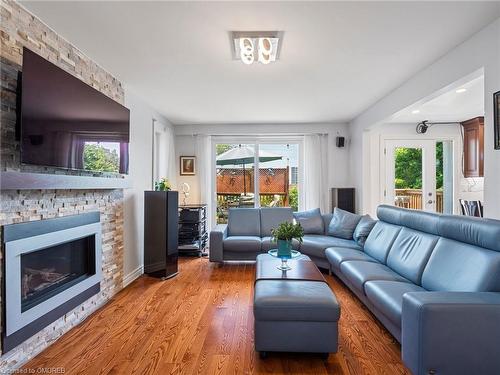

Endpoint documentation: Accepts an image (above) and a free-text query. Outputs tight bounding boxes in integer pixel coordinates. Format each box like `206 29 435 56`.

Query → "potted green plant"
271 222 304 257
154 177 171 191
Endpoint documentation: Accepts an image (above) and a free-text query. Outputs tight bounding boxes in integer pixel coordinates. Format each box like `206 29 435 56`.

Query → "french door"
384 140 438 212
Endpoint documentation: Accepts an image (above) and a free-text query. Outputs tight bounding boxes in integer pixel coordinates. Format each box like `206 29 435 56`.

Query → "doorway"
384 139 454 214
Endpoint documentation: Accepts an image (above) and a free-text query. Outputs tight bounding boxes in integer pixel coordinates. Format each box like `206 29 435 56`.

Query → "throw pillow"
293 208 324 234
328 208 362 239
353 215 377 246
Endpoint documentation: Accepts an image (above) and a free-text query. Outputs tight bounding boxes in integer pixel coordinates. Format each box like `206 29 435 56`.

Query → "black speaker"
336 136 345 148
331 188 355 213
144 191 179 279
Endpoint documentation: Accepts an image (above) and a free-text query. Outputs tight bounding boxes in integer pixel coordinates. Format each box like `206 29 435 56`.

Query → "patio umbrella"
216 145 282 194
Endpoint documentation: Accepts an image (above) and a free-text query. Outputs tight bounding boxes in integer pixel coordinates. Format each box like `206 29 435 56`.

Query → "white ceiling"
21 1 500 125
390 76 484 123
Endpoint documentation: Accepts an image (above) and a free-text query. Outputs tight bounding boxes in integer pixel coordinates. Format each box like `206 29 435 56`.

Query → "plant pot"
277 239 292 258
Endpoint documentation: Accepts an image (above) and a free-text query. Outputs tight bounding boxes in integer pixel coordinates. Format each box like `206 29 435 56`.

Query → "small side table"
267 249 302 271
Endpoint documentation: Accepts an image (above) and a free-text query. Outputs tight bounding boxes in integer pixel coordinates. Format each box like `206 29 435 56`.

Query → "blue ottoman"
254 254 340 357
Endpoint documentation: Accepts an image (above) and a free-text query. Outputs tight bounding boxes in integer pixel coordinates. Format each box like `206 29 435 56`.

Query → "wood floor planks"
22 258 411 375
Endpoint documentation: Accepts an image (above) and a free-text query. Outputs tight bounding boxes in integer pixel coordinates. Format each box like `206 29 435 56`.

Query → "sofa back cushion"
421 238 500 292
377 205 440 235
228 208 261 236
377 205 500 251
438 215 500 252
353 215 377 246
364 222 402 264
260 207 293 236
328 208 362 239
322 213 333 235
386 227 439 285
293 208 324 234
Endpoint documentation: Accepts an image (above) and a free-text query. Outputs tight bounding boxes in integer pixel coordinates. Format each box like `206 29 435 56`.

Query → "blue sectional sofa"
209 207 361 268
326 205 500 375
210 205 500 374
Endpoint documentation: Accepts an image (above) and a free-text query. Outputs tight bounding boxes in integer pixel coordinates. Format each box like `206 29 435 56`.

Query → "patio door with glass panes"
214 142 301 224
384 140 453 213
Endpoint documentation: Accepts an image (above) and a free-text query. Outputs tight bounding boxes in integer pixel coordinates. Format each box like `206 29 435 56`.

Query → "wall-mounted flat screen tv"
20 48 130 174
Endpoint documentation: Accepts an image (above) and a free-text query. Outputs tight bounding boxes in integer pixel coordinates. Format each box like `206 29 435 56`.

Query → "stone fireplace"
2 212 102 352
0 0 125 370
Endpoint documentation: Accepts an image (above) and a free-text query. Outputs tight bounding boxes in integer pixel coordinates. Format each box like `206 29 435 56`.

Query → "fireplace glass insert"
20 235 96 312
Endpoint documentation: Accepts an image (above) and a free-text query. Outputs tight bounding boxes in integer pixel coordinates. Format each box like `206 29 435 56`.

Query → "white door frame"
384 139 436 211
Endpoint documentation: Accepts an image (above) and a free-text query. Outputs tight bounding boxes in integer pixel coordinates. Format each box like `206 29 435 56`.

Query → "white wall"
349 18 500 218
123 89 174 285
175 135 201 204
174 123 351 210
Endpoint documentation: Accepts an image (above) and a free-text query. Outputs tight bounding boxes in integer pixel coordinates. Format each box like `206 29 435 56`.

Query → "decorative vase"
277 239 292 258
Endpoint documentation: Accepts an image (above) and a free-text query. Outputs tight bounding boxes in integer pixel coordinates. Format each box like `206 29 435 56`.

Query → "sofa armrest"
209 224 228 263
402 292 500 375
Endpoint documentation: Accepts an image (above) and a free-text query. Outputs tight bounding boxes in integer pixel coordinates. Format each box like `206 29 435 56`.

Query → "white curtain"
153 120 177 188
303 134 329 213
195 135 213 230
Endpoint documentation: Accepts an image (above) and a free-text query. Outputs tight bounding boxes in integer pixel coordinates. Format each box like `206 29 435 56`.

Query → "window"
214 141 301 224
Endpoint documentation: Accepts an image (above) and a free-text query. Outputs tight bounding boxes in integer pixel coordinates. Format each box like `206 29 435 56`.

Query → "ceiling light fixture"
456 88 467 93
412 109 420 114
232 31 282 65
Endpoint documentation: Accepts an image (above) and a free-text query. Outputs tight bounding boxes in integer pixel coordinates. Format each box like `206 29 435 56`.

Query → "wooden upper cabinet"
461 116 484 178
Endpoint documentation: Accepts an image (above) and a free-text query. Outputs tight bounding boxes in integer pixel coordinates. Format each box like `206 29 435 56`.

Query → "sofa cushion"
322 213 333 235
421 238 500 292
438 214 500 252
260 207 293 237
228 208 261 236
325 247 378 270
363 221 402 264
377 205 440 235
254 280 340 322
386 228 439 285
300 235 361 259
293 208 324 234
353 215 377 246
223 236 261 252
328 208 362 239
339 261 409 292
377 205 500 251
364 280 426 326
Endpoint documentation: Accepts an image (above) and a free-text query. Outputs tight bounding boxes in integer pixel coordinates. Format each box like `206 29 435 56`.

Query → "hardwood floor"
23 258 411 375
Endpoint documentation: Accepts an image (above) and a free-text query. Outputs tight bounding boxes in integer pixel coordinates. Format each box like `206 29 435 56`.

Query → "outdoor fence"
216 167 290 223
394 189 444 213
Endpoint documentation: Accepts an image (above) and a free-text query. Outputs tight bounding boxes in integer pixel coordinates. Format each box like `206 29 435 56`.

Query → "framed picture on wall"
180 156 196 175
495 91 500 150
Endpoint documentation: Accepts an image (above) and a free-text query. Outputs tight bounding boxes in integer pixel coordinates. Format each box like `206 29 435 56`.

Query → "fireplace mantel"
0 171 131 190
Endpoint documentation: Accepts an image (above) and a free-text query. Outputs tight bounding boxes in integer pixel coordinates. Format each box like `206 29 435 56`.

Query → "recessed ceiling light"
412 110 420 114
456 88 467 93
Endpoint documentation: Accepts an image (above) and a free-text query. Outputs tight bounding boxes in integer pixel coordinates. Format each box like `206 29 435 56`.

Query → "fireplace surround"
2 212 102 352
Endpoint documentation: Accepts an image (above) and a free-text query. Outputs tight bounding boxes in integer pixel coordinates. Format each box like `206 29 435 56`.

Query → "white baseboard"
123 265 144 288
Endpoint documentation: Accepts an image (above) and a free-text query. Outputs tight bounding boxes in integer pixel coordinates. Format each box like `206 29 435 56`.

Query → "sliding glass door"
215 141 301 224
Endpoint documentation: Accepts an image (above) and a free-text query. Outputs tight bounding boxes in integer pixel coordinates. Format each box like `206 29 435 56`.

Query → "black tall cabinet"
144 191 179 279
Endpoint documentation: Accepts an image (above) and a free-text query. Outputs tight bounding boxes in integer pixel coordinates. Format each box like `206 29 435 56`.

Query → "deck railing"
394 189 444 213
